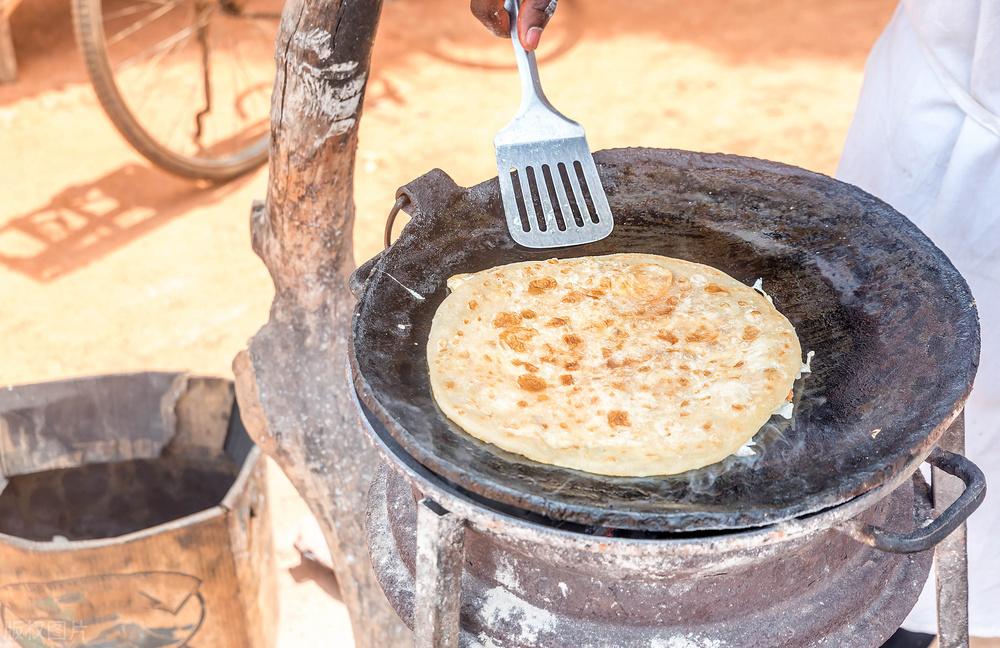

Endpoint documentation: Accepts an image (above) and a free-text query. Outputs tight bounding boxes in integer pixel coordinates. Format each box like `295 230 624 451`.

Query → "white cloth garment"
838 0 1000 637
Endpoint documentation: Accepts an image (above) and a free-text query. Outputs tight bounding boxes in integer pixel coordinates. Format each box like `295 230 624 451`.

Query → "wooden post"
232 0 411 645
0 0 19 84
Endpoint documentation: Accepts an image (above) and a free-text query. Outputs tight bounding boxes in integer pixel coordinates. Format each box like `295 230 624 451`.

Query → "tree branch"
235 0 410 645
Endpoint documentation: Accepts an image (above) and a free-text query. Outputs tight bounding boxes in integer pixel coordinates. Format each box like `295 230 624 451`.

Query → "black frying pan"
350 148 979 532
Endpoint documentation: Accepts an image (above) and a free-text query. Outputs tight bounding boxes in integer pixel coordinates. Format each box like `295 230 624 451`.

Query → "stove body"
352 149 985 647
367 455 933 648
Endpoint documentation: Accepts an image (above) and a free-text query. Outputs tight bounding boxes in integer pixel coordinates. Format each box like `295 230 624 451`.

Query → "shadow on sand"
0 163 250 281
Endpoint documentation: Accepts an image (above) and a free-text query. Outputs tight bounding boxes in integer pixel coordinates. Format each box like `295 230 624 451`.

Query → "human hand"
471 0 557 51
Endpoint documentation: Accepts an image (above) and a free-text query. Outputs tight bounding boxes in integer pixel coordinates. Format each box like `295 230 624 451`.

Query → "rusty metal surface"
367 463 932 648
351 148 981 532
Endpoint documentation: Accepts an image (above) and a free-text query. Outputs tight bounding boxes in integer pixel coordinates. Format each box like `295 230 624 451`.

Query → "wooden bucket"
0 373 277 648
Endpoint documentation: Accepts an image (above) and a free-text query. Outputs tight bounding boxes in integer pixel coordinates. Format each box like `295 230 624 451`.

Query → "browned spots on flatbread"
517 400 528 408
513 359 540 373
468 300 478 310
732 403 745 411
499 326 537 352
584 288 606 299
564 360 580 371
630 299 675 319
521 309 537 319
528 277 557 295
705 283 729 294
608 410 631 427
518 375 547 392
764 367 781 381
685 326 719 344
743 326 761 342
702 422 713 430
561 291 584 304
546 317 568 327
560 374 574 386
657 331 679 345
607 356 637 369
445 380 456 389
493 312 521 328
563 334 584 348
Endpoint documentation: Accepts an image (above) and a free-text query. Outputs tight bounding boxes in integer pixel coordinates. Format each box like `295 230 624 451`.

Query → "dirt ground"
2 0 996 646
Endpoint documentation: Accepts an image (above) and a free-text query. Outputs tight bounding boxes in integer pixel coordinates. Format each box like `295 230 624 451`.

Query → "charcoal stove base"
367 463 933 648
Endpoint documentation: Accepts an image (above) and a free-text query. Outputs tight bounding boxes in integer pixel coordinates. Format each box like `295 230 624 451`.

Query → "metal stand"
414 498 465 648
935 414 971 648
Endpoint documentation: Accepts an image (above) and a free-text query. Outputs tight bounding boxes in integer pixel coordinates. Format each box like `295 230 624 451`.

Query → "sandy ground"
2 0 997 645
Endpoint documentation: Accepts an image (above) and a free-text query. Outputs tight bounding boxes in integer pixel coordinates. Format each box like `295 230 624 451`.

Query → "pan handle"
351 191 415 299
384 194 411 249
845 448 986 554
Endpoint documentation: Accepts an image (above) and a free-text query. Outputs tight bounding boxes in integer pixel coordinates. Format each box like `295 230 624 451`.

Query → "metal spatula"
495 0 614 249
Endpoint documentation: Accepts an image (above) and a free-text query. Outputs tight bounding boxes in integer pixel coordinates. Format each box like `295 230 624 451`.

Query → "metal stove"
350 149 986 648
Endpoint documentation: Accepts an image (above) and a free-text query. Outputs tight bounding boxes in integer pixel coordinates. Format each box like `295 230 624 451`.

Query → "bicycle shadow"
0 163 251 282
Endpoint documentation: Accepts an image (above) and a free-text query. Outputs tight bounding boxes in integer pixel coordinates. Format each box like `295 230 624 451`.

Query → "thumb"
517 0 557 51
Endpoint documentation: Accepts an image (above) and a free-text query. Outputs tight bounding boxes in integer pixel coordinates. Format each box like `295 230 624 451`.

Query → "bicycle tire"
71 0 270 181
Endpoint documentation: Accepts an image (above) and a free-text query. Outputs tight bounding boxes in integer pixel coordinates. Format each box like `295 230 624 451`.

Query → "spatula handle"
505 0 554 116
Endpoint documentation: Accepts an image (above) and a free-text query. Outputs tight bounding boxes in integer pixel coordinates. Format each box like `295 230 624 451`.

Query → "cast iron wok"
350 148 980 532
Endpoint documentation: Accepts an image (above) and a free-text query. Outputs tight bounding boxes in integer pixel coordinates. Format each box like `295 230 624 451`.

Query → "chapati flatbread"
427 253 802 477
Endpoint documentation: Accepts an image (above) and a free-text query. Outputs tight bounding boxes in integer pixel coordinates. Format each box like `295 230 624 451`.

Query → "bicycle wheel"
72 0 280 181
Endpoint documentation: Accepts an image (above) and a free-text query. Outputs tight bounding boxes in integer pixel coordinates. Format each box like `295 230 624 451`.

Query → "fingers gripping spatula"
495 0 614 248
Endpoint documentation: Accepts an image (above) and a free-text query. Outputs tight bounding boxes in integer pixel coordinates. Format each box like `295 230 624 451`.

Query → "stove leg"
415 498 465 648
934 414 970 648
